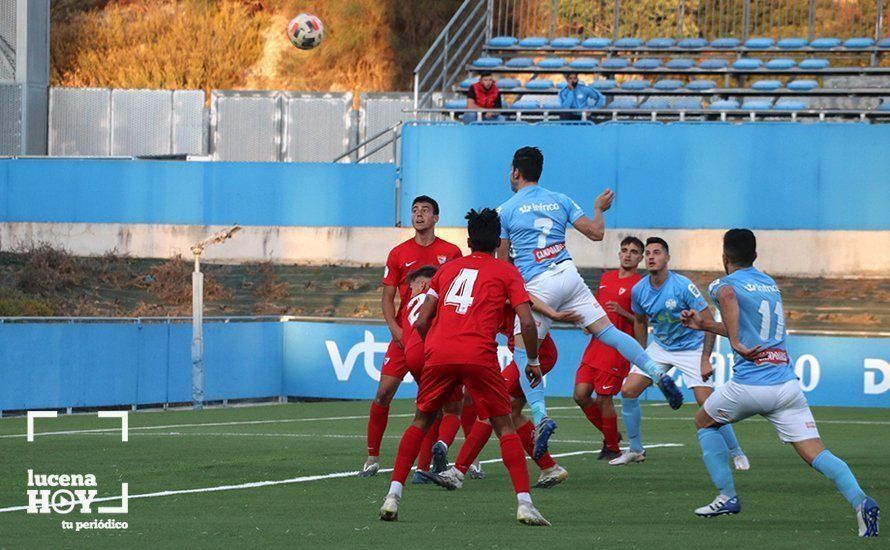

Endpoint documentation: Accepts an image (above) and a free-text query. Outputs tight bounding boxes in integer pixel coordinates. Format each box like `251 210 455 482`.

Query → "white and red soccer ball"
287 13 324 50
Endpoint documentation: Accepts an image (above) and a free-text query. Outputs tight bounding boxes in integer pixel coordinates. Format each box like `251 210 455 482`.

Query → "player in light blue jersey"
497 146 684 459
609 238 748 469
682 229 878 537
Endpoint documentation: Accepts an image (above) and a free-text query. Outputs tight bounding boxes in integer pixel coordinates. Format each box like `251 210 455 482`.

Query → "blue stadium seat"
526 79 554 90
709 99 740 109
634 58 662 69
620 79 651 91
678 37 707 49
488 36 517 48
653 79 683 91
751 80 781 91
787 79 818 91
799 58 829 70
699 58 728 69
444 99 468 109
541 99 563 109
569 58 598 69
810 37 840 49
519 37 548 48
742 99 774 110
733 58 763 70
510 99 541 109
591 79 617 90
538 57 568 68
550 37 580 48
878 38 890 49
602 58 630 69
765 58 796 70
646 38 676 49
472 57 503 68
745 37 775 48
496 78 521 90
665 58 695 69
614 37 643 48
876 100 890 110
506 57 534 68
582 37 611 49
608 97 639 109
774 99 808 110
458 78 478 89
777 38 808 49
640 97 670 109
843 37 874 49
687 79 717 91
671 98 704 110
710 38 741 49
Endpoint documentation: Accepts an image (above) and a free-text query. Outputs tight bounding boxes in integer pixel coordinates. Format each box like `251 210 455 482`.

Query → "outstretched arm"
683 287 762 361
415 294 439 339
572 189 614 242
529 293 583 324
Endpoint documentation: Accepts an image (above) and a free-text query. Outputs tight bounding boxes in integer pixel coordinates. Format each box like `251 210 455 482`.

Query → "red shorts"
502 334 558 400
578 339 630 379
381 340 410 379
416 363 510 420
403 340 425 383
575 364 624 396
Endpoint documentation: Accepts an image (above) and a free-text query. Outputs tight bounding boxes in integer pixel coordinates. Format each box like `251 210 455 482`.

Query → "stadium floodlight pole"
190 225 241 410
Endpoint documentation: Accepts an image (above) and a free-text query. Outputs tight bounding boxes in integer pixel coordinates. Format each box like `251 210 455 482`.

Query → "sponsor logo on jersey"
688 283 702 298
753 348 790 366
518 202 561 214
405 260 417 268
743 282 780 293
533 242 566 262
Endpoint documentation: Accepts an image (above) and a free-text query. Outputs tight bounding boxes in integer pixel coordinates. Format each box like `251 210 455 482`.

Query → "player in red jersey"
379 208 550 526
574 236 644 461
360 196 463 478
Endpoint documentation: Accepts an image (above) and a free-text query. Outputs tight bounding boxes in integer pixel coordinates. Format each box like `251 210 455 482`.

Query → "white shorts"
629 341 712 388
514 261 606 339
703 379 820 443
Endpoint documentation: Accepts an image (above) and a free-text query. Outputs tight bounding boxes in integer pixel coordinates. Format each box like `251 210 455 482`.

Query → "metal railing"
413 0 492 111
332 122 401 163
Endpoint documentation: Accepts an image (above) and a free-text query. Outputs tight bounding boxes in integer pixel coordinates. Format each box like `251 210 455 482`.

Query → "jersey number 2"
757 300 785 341
444 268 479 315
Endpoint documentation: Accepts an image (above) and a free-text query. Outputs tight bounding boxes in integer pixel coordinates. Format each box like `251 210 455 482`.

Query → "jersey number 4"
444 268 479 315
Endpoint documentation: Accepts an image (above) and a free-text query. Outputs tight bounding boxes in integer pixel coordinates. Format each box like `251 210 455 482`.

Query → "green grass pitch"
0 398 885 548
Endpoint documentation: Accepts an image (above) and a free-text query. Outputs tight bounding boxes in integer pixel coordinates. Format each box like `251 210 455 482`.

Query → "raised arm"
572 189 614 242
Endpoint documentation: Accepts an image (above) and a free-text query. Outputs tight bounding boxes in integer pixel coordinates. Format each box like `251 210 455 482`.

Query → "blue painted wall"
1 321 887 410
400 122 890 229
0 159 396 227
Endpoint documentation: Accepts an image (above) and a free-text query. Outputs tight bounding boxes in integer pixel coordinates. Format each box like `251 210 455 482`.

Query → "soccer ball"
287 13 324 50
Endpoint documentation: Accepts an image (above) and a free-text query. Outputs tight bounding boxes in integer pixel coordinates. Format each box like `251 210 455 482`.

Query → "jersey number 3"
444 268 479 315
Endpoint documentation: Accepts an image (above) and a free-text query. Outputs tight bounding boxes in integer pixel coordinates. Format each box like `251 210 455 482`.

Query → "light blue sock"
595 324 663 380
718 424 742 456
697 427 736 498
514 347 547 425
621 397 644 452
812 450 867 510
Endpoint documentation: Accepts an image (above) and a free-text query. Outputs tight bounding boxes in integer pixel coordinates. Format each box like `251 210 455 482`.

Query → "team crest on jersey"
618 288 627 295
437 255 448 264
665 298 677 310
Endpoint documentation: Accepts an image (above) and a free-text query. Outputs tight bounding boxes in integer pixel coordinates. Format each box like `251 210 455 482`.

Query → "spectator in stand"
463 72 504 123
558 72 605 120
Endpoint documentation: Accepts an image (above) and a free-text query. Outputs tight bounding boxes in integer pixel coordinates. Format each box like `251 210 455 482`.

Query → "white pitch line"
0 443 684 513
547 415 890 426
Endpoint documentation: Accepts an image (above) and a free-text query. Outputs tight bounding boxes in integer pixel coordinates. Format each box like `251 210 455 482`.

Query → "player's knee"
374 388 395 406
572 389 590 407
595 394 612 407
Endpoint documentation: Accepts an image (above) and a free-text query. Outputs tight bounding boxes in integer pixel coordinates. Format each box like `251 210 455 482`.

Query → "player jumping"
682 229 879 537
497 146 684 459
379 208 550 526
360 195 462 477
574 236 643 461
609 237 748 467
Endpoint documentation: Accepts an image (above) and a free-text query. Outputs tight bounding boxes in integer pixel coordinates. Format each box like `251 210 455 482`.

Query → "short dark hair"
564 71 577 79
412 195 439 215
512 146 543 182
479 71 493 78
645 236 669 254
620 236 644 252
407 265 438 283
723 228 757 267
466 208 501 252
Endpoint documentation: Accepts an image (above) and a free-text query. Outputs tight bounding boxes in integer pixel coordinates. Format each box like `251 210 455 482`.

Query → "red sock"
460 402 477 436
499 433 531 494
367 402 389 456
438 414 462 447
602 414 620 452
416 417 441 471
516 421 555 470
391 425 426 485
582 403 604 434
454 420 493 474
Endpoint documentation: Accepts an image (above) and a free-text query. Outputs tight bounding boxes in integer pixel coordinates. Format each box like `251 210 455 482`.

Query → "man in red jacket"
463 72 504 123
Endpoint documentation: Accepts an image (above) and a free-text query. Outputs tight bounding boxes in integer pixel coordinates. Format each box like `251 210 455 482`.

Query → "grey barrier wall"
283 92 353 162
49 88 205 157
0 0 15 81
360 93 412 163
0 82 21 153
